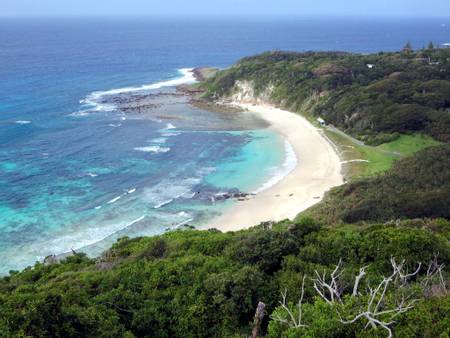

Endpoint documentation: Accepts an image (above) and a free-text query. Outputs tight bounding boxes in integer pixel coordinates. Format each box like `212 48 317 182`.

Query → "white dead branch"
312 258 344 304
337 257 420 338
271 275 309 328
274 257 446 337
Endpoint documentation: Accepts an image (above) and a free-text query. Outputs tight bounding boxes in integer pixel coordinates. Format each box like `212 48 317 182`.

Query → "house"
317 117 326 126
442 43 450 48
366 64 374 69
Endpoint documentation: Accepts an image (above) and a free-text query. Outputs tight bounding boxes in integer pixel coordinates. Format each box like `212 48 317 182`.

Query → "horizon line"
1 13 450 19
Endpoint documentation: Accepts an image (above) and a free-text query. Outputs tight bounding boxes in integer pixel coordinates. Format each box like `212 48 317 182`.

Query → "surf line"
77 68 196 114
93 188 137 210
107 188 137 204
72 215 146 252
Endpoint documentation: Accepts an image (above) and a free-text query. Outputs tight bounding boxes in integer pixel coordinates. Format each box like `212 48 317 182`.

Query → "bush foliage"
306 145 450 223
0 219 449 337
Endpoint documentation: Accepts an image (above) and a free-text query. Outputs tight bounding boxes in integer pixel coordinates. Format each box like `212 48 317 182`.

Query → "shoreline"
205 102 344 232
23 69 342 270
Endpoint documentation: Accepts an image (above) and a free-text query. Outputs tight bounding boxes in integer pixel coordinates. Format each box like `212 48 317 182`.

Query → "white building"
317 117 326 126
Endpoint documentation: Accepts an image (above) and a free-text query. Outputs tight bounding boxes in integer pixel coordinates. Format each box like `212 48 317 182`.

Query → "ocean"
1 16 449 274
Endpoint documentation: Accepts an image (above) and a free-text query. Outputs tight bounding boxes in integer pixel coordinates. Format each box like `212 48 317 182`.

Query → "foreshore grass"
377 133 441 155
323 129 441 179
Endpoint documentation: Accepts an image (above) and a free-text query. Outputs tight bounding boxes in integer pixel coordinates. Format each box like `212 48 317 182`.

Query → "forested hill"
202 48 450 145
306 144 450 223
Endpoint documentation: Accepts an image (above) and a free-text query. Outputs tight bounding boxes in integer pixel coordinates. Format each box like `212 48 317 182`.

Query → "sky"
1 0 450 18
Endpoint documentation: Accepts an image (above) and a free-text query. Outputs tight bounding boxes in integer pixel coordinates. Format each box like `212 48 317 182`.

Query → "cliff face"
225 80 274 105
219 80 323 123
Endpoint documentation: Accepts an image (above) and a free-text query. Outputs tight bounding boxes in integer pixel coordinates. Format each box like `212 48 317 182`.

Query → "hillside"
305 145 450 223
202 49 450 145
1 218 449 337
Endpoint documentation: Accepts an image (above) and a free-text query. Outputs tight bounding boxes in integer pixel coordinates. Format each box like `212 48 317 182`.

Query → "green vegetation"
202 49 450 145
306 145 450 224
331 133 442 177
1 218 449 337
376 133 441 154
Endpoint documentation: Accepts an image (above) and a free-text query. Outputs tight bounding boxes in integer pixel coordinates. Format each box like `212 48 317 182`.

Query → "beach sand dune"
207 103 343 232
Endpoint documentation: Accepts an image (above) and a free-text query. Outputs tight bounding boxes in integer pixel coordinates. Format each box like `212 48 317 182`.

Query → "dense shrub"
0 218 448 337
307 145 450 223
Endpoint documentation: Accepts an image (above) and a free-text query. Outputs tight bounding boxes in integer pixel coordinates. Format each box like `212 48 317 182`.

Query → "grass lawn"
324 131 441 179
377 134 441 155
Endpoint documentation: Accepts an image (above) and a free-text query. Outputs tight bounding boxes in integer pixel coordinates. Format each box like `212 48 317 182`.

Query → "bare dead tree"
312 258 344 304
270 275 309 328
337 257 420 338
422 254 447 297
273 257 446 337
390 257 421 286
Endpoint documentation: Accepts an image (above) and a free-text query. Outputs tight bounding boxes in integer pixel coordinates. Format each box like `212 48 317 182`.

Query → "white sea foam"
14 120 31 124
165 123 176 130
148 137 167 144
253 139 298 194
71 215 146 251
154 199 174 209
134 146 170 153
174 217 194 228
79 68 196 113
106 187 137 205
181 191 196 199
143 177 201 209
161 132 180 137
27 215 147 262
107 195 123 204
69 110 91 117
120 215 145 231
108 123 122 127
177 211 191 218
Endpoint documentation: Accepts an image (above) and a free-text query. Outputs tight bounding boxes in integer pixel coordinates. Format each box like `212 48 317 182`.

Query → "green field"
324 131 441 178
377 133 441 155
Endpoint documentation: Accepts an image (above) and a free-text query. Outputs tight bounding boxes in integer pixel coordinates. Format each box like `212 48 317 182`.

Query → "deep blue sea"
1 16 449 273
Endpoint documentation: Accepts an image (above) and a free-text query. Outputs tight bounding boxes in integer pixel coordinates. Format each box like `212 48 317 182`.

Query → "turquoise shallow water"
205 130 286 192
0 79 288 273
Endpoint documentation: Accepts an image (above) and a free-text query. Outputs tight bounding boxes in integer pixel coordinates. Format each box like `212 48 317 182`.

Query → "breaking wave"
77 68 196 114
134 146 170 153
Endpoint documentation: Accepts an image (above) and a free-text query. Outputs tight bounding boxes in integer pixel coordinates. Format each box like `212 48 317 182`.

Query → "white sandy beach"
207 103 343 231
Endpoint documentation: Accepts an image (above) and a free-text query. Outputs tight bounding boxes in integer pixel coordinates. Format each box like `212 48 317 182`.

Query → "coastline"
205 102 344 231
